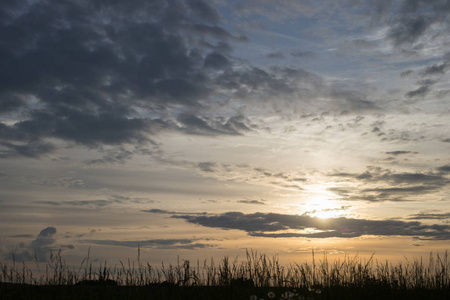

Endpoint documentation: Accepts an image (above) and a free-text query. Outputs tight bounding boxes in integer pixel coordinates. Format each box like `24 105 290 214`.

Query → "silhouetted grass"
1 249 450 299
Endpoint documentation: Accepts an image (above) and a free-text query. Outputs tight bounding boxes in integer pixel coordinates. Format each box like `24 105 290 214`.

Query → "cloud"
141 209 205 215
362 185 441 194
384 1 450 48
388 15 431 47
237 199 265 205
186 0 222 24
192 163 307 192
38 227 56 237
422 63 448 76
400 70 414 77
1 0 400 160
177 114 244 136
0 0 250 157
188 24 248 41
407 212 450 220
351 39 376 49
142 208 180 214
437 165 450 173
36 195 149 208
290 50 315 58
214 65 377 115
385 151 417 156
327 166 449 202
178 114 253 136
5 227 58 262
0 141 56 158
85 147 134 165
402 51 450 100
0 94 26 114
328 88 379 112
143 210 450 240
405 85 430 98
8 234 34 238
329 166 448 185
36 200 116 208
203 52 232 69
266 51 284 59
80 238 215 249
198 162 217 173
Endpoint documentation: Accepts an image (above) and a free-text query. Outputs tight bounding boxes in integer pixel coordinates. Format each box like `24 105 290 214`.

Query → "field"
2 249 450 299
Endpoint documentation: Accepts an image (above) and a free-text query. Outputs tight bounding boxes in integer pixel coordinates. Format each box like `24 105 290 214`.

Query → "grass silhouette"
1 249 450 299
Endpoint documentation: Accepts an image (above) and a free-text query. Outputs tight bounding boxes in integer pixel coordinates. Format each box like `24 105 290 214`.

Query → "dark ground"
2 283 450 300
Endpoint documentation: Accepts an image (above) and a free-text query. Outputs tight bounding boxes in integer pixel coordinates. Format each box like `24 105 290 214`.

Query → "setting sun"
298 185 347 219
310 207 345 219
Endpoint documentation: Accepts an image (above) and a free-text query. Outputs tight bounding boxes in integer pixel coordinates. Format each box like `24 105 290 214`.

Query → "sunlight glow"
301 187 346 219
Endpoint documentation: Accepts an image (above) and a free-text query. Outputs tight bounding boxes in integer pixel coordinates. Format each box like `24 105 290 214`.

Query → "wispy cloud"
407 211 450 220
80 238 215 250
327 166 449 202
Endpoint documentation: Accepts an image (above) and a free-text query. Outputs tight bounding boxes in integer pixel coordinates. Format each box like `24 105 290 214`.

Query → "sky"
1 0 450 266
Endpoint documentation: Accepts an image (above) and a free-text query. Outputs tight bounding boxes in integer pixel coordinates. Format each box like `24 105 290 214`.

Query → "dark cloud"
422 63 447 76
188 24 248 41
237 199 265 205
374 0 450 108
404 49 450 99
141 209 204 215
160 211 450 240
0 94 26 114
1 0 388 159
8 234 34 238
362 185 440 194
290 50 315 58
36 199 117 208
328 167 448 202
198 162 217 173
405 85 430 98
38 227 56 237
408 212 450 220
266 51 284 59
0 141 56 158
203 52 232 69
186 0 222 24
388 15 430 46
176 114 250 136
85 148 134 165
212 66 377 116
385 151 417 156
36 195 148 208
177 114 231 136
328 88 379 112
400 70 414 77
80 238 215 249
328 187 413 203
142 208 179 214
5 227 57 262
199 41 233 54
437 165 450 173
0 0 249 157
351 39 376 48
381 0 450 58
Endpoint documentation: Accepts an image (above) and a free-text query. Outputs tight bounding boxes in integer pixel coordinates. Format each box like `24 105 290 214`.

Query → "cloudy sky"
1 0 450 265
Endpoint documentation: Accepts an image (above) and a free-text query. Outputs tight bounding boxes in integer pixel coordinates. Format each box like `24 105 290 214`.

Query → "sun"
310 207 344 219
302 192 346 219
